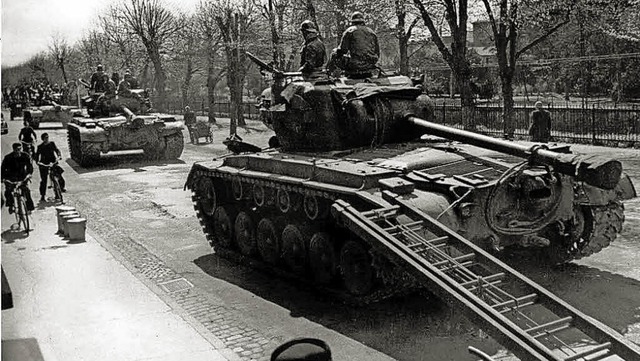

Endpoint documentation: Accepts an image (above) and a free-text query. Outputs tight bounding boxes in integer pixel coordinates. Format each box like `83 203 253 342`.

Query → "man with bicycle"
18 120 37 158
1 143 35 214
34 133 66 202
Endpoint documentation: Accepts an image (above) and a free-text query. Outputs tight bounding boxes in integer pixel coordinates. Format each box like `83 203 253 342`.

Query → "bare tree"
480 0 572 138
210 0 257 133
394 0 420 75
48 32 71 83
256 0 292 70
413 0 475 128
116 0 182 111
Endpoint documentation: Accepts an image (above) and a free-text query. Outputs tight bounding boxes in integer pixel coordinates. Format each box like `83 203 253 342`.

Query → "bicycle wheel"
17 196 30 235
52 176 63 203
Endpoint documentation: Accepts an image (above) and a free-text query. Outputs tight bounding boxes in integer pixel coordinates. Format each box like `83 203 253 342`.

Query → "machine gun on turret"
246 52 302 78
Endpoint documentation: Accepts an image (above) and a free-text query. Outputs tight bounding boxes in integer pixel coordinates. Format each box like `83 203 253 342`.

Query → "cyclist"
1 143 35 214
34 133 66 202
18 120 37 158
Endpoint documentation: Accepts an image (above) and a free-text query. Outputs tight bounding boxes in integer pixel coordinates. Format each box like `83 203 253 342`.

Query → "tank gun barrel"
246 52 301 77
122 106 135 121
406 116 622 190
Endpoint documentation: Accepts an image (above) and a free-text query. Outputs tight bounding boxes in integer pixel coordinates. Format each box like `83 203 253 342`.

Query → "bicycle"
3 177 32 235
20 140 36 161
37 161 64 203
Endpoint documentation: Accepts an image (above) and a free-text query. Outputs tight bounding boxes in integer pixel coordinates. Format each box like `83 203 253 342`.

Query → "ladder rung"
499 300 536 313
563 343 611 361
439 260 474 273
526 316 573 334
467 279 502 293
407 235 449 250
460 273 505 288
493 293 538 310
531 324 572 339
432 253 475 267
361 206 400 220
384 220 423 233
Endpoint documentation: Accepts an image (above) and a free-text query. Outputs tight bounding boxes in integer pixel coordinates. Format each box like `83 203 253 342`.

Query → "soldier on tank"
96 74 117 116
89 64 106 93
326 11 380 78
298 20 326 80
117 73 140 101
124 69 139 89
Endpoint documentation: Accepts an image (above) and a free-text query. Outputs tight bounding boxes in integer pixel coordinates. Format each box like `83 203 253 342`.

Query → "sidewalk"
1 203 231 361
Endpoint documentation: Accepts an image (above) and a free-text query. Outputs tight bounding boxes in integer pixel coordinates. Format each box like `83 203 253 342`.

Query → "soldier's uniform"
327 12 380 78
299 22 326 79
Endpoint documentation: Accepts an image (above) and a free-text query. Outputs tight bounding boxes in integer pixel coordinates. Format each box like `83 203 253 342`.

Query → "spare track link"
188 167 415 305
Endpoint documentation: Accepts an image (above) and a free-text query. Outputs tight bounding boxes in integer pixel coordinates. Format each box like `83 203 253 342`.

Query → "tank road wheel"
308 232 338 284
303 195 327 220
232 178 244 201
212 207 235 248
162 133 184 160
253 184 265 207
234 212 257 256
257 218 281 264
340 241 374 296
195 178 216 216
277 189 291 213
281 225 307 273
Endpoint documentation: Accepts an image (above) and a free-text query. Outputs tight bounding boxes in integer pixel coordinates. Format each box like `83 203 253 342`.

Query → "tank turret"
248 52 433 152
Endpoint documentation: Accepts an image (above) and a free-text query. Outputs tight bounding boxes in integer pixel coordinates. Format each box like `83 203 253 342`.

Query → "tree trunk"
305 0 318 28
207 55 218 124
60 63 68 83
501 74 516 139
147 43 167 112
182 58 193 107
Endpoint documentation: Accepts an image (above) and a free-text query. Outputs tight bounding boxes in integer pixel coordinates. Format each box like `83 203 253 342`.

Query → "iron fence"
156 96 640 147
431 102 640 147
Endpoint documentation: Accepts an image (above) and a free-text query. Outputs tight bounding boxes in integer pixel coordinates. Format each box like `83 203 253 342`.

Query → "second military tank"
68 89 184 166
185 55 637 303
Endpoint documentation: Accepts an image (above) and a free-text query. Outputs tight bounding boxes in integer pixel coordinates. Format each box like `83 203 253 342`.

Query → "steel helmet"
350 11 365 24
300 20 317 33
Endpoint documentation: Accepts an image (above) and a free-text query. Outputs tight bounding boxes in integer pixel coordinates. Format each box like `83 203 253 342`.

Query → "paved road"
2 112 638 361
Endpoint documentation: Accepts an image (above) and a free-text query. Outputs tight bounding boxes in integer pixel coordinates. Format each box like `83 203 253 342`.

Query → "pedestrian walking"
529 101 552 143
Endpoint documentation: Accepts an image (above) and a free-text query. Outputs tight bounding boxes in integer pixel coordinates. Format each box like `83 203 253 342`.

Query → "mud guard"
576 173 637 206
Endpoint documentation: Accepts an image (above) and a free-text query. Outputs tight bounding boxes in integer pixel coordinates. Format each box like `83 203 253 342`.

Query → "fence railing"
430 102 640 147
157 96 640 147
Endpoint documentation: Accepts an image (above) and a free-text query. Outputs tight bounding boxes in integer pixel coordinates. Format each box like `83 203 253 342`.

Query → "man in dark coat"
89 64 106 93
298 20 326 79
34 133 66 201
327 11 380 78
529 101 552 143
2 142 35 213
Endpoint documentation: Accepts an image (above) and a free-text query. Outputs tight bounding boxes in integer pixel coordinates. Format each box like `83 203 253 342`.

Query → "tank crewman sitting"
1 142 35 214
117 73 141 100
124 69 139 88
97 74 117 116
326 11 380 78
89 64 106 94
298 20 326 80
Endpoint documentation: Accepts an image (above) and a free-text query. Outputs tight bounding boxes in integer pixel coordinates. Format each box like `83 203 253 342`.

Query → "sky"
1 0 200 68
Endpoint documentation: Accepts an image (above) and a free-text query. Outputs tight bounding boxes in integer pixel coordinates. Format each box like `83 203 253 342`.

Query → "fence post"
590 105 596 145
442 103 446 125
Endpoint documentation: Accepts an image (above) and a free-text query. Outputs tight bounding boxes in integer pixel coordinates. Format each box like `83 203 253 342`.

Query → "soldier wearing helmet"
298 20 326 79
327 11 380 78
89 64 106 93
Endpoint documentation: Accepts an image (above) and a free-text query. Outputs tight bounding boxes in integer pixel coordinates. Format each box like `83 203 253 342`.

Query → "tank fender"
575 173 637 205
68 124 109 142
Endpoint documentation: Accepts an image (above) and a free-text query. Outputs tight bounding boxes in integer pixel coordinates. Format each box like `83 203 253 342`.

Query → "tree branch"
515 16 571 59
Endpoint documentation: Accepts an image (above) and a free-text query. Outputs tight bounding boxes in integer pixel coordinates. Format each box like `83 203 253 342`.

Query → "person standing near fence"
529 101 551 143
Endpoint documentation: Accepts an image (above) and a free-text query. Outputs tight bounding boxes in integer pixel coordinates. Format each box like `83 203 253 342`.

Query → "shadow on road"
1 229 29 244
65 155 185 174
501 251 640 335
1 338 45 361
193 253 496 361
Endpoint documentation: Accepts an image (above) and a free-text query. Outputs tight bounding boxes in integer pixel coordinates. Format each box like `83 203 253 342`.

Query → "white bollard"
67 218 87 241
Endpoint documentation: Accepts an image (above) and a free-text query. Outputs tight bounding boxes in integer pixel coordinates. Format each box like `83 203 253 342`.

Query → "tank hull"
186 144 635 302
67 114 184 166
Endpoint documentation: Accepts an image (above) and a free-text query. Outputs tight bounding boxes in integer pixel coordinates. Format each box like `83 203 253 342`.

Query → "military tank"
23 101 83 129
67 89 184 166
185 55 637 303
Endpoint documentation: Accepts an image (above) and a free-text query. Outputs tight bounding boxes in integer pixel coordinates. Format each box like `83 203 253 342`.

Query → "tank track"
543 201 625 264
189 168 416 305
67 127 100 166
163 133 184 159
575 201 625 259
